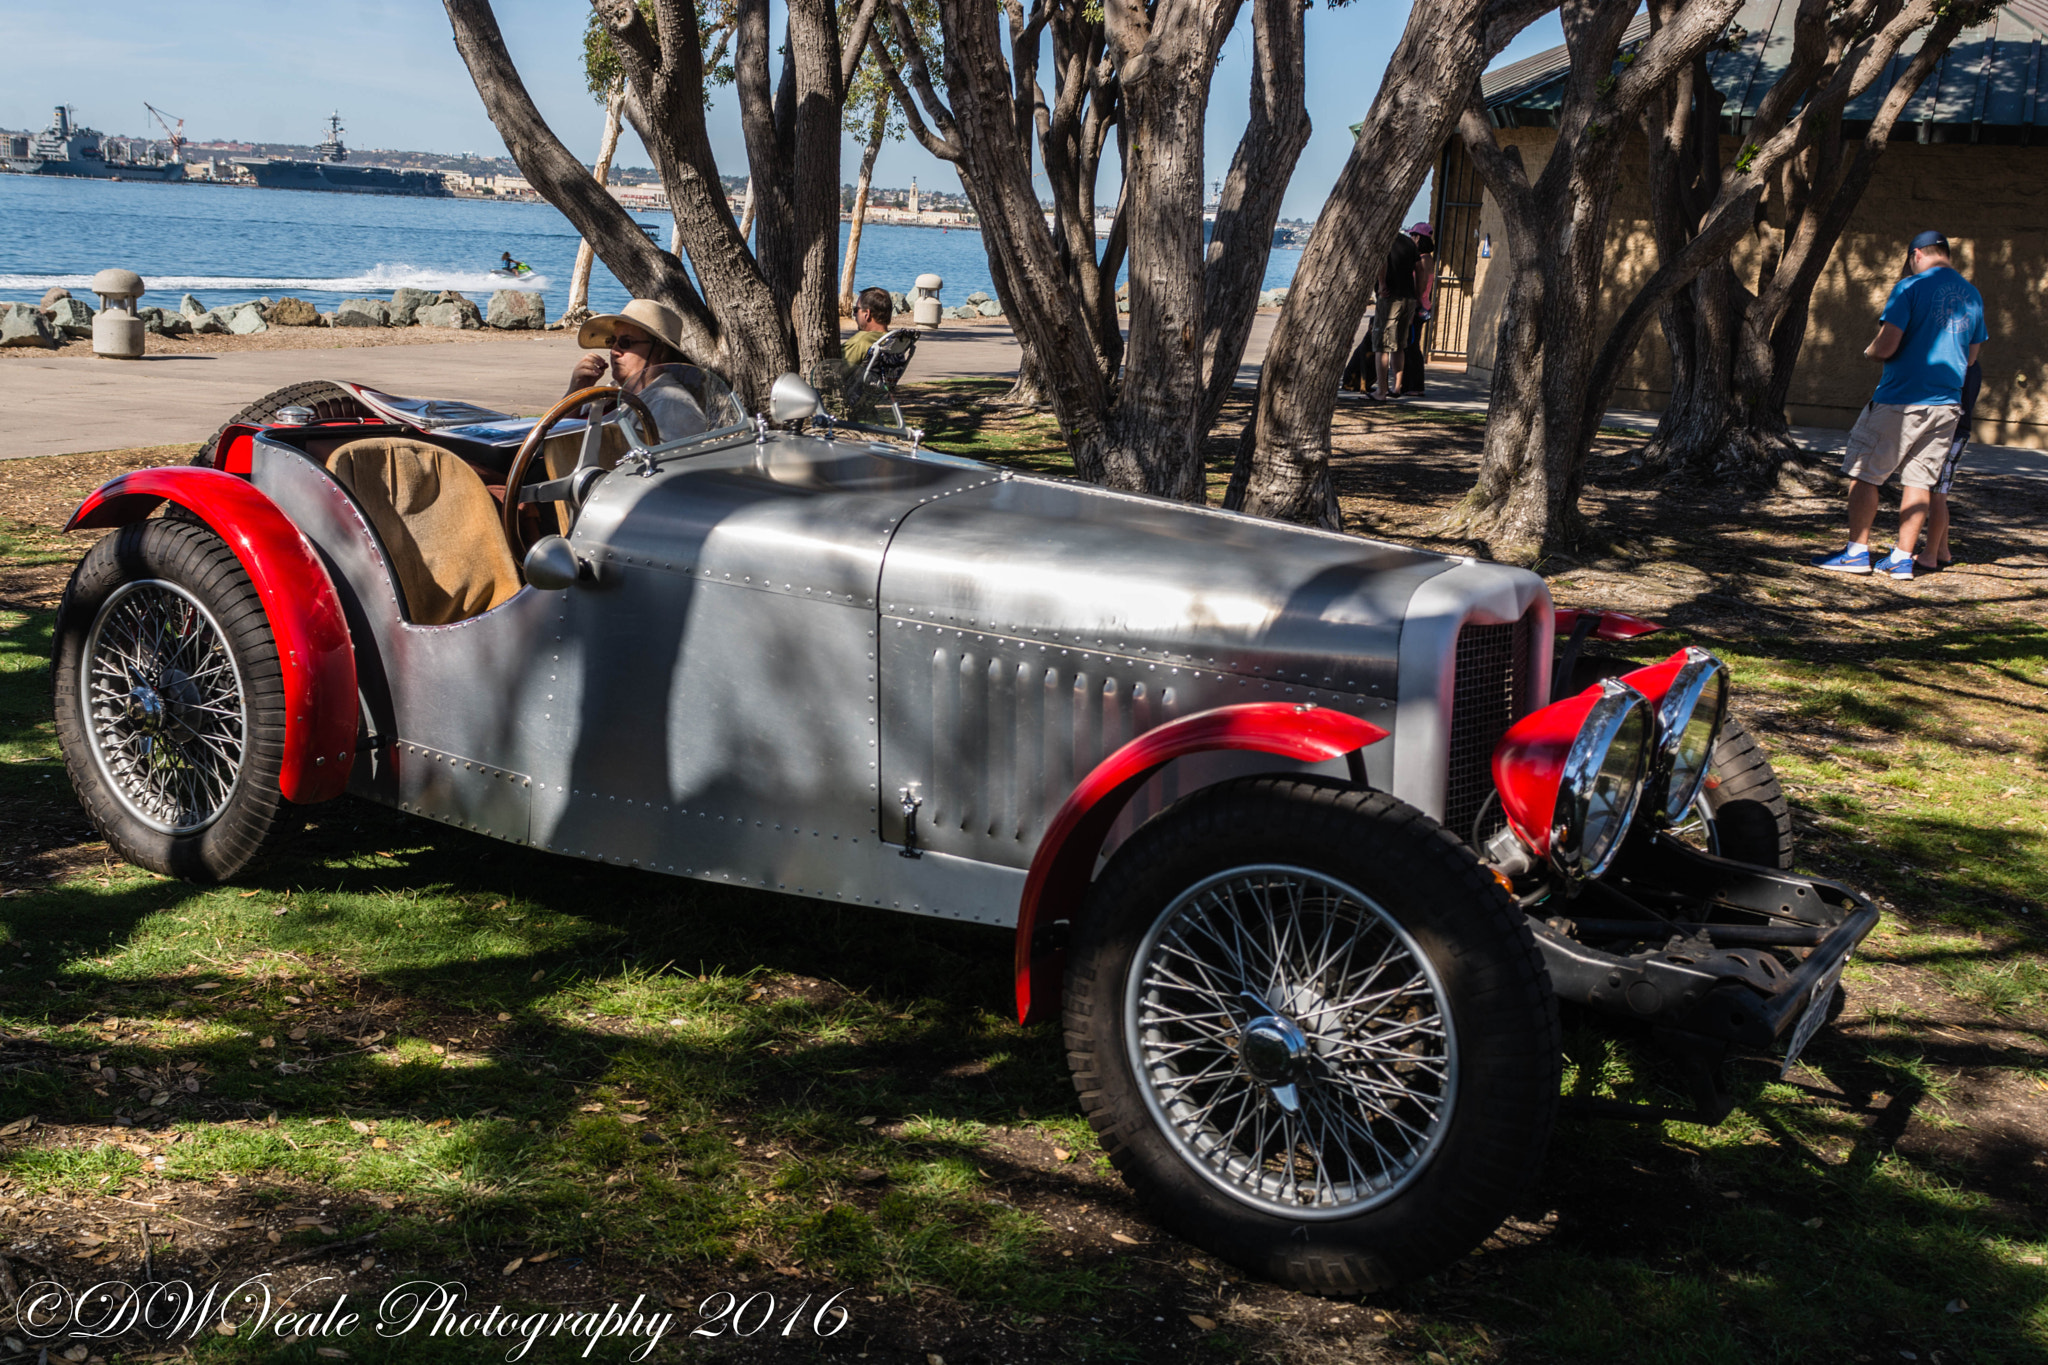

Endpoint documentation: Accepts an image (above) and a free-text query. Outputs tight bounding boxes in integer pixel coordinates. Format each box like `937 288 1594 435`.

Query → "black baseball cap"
1910 230 1949 251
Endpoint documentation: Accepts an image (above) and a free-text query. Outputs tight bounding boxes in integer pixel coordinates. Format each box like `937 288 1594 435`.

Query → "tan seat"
540 424 628 534
323 438 523 624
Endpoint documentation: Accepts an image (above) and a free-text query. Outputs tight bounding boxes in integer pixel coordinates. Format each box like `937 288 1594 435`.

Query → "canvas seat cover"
541 423 629 535
323 437 523 624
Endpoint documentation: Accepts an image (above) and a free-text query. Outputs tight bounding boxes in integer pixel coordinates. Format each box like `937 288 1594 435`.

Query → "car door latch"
898 786 923 859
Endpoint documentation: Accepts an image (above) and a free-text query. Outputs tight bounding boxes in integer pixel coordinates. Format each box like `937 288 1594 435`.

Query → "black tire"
1063 777 1560 1295
194 381 371 466
1569 656 1793 869
1687 717 1794 869
53 518 294 881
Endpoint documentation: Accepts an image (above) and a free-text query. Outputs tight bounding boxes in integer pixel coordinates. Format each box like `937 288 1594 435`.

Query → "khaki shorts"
1842 402 1960 490
1373 297 1416 356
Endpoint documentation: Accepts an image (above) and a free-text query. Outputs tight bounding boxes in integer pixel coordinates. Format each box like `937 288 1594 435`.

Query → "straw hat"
576 298 687 354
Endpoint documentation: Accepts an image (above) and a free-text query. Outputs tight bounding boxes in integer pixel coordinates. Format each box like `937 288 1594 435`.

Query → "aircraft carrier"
233 113 448 197
4 106 185 180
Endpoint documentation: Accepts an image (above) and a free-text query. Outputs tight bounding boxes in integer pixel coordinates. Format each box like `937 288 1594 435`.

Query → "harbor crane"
143 102 185 162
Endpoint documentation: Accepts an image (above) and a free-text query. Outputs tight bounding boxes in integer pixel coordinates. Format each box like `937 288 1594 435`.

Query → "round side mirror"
768 373 820 424
523 535 580 591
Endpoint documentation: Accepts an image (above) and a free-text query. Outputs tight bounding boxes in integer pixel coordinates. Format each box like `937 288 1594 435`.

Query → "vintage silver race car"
53 366 1876 1295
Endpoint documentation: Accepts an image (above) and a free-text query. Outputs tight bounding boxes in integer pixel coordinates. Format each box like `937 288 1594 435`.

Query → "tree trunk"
1634 1 1974 485
446 0 720 357
1196 0 1309 438
566 81 629 327
840 101 889 314
1228 0 1555 527
924 0 1115 468
1099 0 1244 502
784 0 849 375
738 176 756 241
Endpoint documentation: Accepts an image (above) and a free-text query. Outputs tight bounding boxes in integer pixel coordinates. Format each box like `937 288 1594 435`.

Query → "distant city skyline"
8 2 1566 223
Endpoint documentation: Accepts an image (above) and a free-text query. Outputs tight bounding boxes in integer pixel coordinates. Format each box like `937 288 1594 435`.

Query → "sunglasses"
609 334 653 353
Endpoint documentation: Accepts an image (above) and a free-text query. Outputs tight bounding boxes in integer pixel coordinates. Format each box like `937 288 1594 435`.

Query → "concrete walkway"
6 310 2043 482
0 322 1049 461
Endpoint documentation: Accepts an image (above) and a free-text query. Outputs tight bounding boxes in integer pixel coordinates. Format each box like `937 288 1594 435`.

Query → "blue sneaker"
1873 549 1914 580
1810 545 1872 574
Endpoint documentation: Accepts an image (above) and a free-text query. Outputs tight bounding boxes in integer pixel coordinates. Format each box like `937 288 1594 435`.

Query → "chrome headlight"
1618 647 1730 824
1491 678 1653 879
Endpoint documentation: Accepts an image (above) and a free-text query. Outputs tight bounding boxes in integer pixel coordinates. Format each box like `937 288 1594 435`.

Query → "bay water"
0 174 1301 319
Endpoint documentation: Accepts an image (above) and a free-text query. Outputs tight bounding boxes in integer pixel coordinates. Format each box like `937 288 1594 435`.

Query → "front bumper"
1530 832 1878 1057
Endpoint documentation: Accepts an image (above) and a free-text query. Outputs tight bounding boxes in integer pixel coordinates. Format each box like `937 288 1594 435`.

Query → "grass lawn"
0 390 2042 1364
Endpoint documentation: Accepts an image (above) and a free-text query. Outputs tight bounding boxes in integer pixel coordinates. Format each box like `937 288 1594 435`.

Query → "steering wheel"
500 385 661 554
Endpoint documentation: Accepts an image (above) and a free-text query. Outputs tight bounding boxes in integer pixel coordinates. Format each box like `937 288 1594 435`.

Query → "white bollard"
90 268 146 359
910 273 944 331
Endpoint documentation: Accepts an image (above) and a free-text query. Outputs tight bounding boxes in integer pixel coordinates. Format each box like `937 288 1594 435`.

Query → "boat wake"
0 263 551 296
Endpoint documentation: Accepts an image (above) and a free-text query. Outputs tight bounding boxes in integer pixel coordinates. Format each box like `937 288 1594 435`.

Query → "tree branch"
841 0 883 89
867 11 959 158
447 0 717 351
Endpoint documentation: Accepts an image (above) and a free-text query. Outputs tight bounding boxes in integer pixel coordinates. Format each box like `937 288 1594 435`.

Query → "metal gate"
1425 140 1485 360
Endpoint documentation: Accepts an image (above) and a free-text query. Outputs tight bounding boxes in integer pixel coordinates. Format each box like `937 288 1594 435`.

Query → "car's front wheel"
1063 777 1560 1295
53 518 294 881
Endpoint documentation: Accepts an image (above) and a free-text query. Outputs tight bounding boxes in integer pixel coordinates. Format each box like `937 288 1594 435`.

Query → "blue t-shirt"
1873 265 1987 406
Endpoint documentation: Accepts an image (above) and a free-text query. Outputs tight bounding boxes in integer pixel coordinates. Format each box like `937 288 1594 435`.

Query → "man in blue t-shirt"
1811 230 1986 580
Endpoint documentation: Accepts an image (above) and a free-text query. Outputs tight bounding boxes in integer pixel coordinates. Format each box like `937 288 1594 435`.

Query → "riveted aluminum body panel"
391 742 533 843
248 431 1019 922
875 476 1452 857
877 621 1395 864
248 421 1546 922
877 477 1453 691
571 435 1000 611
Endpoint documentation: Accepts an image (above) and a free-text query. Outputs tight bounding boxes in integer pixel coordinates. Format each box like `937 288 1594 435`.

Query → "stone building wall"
1461 129 2047 448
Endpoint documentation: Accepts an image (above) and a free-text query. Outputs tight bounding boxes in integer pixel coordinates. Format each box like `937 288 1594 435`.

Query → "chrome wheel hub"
82 580 248 835
1239 1013 1310 1085
1125 865 1458 1218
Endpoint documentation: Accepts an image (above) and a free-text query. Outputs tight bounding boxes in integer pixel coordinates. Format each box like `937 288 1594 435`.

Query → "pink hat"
1407 222 1435 236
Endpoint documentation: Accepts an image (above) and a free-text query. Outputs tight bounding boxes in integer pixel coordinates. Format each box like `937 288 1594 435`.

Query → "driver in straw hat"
565 299 708 442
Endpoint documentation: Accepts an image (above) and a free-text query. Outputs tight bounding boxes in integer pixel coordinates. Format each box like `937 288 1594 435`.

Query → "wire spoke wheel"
82 580 248 834
1066 778 1558 1295
1127 865 1456 1218
55 518 294 882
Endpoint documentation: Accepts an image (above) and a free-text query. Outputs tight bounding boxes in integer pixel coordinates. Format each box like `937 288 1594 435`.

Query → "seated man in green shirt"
843 286 892 365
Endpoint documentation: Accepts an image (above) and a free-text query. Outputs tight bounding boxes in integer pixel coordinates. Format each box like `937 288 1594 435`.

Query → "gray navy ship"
234 113 448 197
4 107 185 180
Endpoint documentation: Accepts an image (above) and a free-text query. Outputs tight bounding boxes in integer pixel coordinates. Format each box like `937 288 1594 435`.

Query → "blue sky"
7 2 1565 222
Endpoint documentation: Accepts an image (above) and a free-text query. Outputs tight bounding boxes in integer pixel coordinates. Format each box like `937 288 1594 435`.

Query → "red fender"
66 467 356 804
1013 702 1389 1026
1553 607 1663 641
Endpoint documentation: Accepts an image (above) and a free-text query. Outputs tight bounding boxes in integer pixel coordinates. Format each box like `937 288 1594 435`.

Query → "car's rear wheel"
1063 777 1560 1295
53 518 293 881
195 380 372 465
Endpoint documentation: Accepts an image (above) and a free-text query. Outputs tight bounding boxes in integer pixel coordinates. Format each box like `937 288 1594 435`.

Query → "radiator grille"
1444 616 1532 846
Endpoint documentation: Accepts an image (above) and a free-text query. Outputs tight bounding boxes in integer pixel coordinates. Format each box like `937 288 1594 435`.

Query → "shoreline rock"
45 297 96 339
486 290 546 330
0 302 58 349
390 286 434 327
267 297 320 327
416 298 483 330
333 298 391 328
